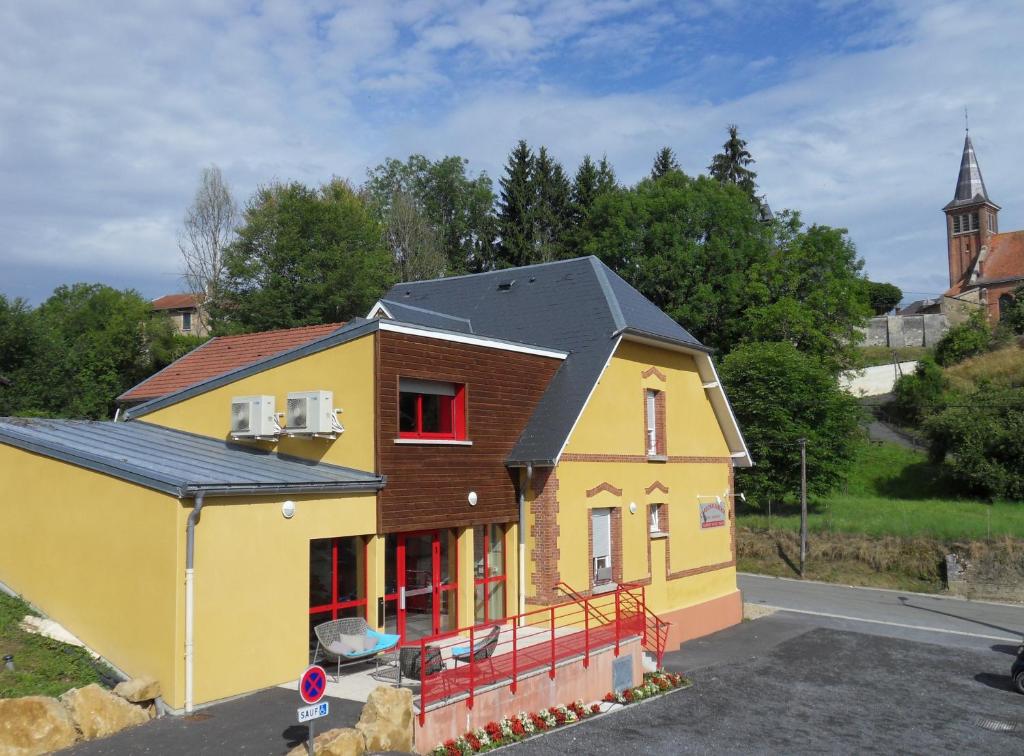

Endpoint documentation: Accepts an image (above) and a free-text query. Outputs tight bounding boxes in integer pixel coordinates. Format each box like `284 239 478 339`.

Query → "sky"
2 0 1022 305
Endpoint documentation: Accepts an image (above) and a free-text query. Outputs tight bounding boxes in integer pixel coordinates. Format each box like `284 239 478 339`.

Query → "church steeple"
942 130 1000 289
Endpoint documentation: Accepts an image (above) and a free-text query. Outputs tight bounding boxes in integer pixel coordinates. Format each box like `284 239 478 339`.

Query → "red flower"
465 733 482 751
551 708 566 725
444 740 460 756
590 703 601 714
485 721 502 740
603 692 616 702
512 719 526 736
531 713 547 730
623 689 634 701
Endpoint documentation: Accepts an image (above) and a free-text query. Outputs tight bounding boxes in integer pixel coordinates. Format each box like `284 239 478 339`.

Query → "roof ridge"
588 257 627 332
212 322 346 342
380 299 475 329
393 256 594 286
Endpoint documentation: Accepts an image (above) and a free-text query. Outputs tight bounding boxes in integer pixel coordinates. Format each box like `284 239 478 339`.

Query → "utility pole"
799 438 808 578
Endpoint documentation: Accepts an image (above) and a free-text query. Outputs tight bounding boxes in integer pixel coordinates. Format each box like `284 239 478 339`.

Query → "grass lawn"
737 440 1024 540
0 591 112 698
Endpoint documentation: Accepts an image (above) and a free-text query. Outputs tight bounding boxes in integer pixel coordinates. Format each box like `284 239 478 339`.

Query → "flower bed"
429 671 689 755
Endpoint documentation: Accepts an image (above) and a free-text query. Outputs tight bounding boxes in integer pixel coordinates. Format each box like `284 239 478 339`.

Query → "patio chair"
398 644 451 699
451 624 501 675
313 617 400 681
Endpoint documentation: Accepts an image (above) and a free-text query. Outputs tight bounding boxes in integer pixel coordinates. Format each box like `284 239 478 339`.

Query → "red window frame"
398 382 467 440
308 536 369 623
474 524 507 624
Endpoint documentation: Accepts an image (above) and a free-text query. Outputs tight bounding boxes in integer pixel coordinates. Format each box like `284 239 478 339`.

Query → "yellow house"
0 256 749 716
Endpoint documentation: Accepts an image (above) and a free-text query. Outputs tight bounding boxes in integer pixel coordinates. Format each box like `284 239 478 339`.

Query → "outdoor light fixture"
281 500 296 519
629 502 637 514
468 491 478 506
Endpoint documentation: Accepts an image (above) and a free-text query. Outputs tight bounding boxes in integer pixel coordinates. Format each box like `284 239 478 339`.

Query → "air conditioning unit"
285 390 343 436
230 395 279 439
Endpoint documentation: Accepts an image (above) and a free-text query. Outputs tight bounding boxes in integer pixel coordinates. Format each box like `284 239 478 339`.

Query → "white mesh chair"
312 617 400 681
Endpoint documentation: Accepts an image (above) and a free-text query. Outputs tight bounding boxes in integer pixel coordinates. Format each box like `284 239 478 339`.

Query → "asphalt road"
516 615 1024 755
738 572 1024 649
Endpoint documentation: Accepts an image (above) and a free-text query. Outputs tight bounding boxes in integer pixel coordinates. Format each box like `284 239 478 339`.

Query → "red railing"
619 583 670 668
413 585 650 724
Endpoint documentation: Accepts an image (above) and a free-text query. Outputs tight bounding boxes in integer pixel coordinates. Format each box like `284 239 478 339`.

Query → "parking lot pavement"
62 687 364 755
515 616 1024 755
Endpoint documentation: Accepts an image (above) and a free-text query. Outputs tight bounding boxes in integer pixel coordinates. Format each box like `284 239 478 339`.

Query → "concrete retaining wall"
859 314 949 347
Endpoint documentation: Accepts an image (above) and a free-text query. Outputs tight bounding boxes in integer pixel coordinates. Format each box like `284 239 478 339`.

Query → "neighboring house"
0 256 749 718
942 133 1024 322
152 293 209 337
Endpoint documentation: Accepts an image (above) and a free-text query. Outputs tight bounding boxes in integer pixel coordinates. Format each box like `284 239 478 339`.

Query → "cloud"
0 0 1021 305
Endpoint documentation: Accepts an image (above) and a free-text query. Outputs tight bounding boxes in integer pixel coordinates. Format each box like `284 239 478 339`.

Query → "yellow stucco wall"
141 334 376 472
0 445 184 705
524 338 737 619
191 492 377 707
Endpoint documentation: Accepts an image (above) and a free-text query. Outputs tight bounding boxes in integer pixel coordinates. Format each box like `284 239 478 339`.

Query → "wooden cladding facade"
375 331 562 533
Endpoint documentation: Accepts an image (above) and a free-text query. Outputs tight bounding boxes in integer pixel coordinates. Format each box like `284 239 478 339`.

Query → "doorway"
384 530 458 641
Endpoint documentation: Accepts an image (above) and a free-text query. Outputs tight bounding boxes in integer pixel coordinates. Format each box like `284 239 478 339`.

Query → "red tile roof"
152 293 201 310
978 230 1024 284
119 322 345 403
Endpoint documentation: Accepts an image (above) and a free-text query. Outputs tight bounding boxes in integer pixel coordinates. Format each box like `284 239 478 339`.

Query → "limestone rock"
355 685 413 753
59 683 152 740
0 696 78 756
113 676 161 703
286 727 365 756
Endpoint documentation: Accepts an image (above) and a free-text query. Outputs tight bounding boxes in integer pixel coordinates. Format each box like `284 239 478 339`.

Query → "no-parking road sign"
299 665 327 705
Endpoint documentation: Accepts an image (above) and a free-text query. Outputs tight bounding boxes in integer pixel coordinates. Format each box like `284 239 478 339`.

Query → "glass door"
384 530 459 642
401 533 436 641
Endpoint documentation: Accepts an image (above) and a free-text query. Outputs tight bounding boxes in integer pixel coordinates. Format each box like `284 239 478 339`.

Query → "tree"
381 189 447 282
363 154 496 274
571 155 600 227
532 146 571 262
179 165 238 333
0 295 42 415
865 281 903 315
934 311 991 366
595 155 617 194
219 179 396 332
744 212 871 371
582 172 774 353
719 341 863 506
708 125 757 198
888 357 947 426
650 147 680 179
497 140 536 268
1001 283 1024 335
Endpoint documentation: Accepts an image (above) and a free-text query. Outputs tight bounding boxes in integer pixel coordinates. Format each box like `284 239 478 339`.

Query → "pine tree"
595 154 618 194
708 125 758 198
571 154 599 227
651 147 680 179
497 140 535 268
532 146 571 262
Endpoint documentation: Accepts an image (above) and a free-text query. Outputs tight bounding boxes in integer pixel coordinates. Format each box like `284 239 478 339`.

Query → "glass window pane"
439 530 456 586
474 584 486 624
399 393 417 433
487 524 504 577
382 598 398 637
336 536 366 604
473 525 485 579
385 534 397 595
487 582 505 622
420 394 442 433
438 589 458 633
309 610 331 658
309 539 333 607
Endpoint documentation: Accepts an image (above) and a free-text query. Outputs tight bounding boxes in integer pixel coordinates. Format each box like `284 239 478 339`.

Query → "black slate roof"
0 417 383 498
378 256 707 465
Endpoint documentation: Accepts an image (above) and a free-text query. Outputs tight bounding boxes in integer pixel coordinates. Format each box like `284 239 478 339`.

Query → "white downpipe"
518 464 532 622
185 493 205 714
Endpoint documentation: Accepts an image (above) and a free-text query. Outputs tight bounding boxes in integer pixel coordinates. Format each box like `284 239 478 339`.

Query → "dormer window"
398 378 467 440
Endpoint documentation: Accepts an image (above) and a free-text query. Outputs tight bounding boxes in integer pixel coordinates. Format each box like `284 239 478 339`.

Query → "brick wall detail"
641 366 667 382
529 468 560 605
585 481 622 498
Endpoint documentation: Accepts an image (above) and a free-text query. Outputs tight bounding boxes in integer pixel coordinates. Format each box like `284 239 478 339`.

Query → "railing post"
614 589 621 657
510 619 518 694
418 637 426 727
583 596 590 669
467 625 475 710
549 606 556 680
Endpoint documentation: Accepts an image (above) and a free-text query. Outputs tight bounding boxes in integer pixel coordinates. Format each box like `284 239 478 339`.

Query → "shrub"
923 386 1024 500
934 312 992 366
888 357 947 425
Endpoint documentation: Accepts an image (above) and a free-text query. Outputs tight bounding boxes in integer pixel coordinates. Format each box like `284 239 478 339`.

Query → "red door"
384 530 458 641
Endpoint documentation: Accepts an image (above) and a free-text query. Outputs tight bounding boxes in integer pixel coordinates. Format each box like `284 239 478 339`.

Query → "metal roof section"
944 133 999 211
0 417 383 498
377 256 734 466
373 299 475 333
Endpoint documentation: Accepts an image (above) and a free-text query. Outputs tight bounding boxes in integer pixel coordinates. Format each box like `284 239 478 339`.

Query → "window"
952 215 961 234
398 378 466 440
645 388 666 457
181 311 192 332
473 524 507 623
649 504 664 535
999 294 1015 322
591 508 612 585
989 211 998 233
308 536 368 652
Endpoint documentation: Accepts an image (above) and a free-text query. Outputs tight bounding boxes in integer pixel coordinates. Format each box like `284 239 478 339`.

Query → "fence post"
418 637 426 727
468 625 475 711
614 590 621 657
583 596 590 669
549 606 556 680
510 618 518 694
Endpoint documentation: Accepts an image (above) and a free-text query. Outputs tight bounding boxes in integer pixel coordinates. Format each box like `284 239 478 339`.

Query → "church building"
942 132 1023 322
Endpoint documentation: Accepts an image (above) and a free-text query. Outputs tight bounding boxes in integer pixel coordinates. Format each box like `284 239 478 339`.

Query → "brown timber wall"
376 330 562 533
